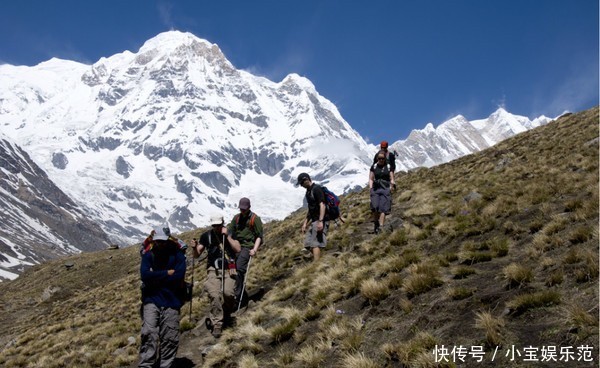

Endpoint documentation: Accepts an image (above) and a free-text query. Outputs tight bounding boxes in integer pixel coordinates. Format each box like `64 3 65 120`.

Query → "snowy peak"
390 109 553 170
0 31 371 245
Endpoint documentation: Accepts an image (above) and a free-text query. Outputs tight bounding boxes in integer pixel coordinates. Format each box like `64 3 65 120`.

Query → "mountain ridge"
0 30 552 253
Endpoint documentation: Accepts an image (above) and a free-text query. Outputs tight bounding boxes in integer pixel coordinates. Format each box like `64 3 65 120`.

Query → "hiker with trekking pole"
225 197 263 311
192 215 240 338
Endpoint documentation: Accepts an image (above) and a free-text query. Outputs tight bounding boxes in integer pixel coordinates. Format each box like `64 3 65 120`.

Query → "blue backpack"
321 186 342 221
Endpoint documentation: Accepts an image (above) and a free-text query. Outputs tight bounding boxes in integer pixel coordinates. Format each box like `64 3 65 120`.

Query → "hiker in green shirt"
226 197 263 307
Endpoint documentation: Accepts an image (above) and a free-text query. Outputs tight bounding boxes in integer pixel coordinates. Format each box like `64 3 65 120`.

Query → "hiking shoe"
373 221 380 233
212 326 222 338
205 317 213 331
249 287 266 302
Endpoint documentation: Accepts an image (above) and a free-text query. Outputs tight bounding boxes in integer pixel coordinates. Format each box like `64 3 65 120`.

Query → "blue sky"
1 0 598 144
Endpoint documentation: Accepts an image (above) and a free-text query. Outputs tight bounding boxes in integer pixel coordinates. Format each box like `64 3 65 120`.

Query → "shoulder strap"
234 212 256 231
249 213 256 230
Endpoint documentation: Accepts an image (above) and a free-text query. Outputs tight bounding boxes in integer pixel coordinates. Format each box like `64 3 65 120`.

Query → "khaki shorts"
304 220 329 249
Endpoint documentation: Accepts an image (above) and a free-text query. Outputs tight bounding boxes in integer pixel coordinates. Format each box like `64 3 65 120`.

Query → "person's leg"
379 212 386 228
223 274 237 326
380 188 392 230
204 270 223 331
158 307 180 368
234 248 251 303
138 303 160 368
370 190 380 232
312 246 321 261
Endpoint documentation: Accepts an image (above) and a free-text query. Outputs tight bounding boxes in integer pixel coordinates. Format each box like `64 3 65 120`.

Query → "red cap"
380 141 388 148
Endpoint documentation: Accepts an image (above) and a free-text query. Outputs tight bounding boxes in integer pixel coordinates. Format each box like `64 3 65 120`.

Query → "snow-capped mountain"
0 31 553 248
0 132 110 281
388 109 552 170
0 31 372 244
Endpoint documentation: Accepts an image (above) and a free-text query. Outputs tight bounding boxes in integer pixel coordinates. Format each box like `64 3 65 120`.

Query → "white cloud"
157 1 175 29
541 57 599 117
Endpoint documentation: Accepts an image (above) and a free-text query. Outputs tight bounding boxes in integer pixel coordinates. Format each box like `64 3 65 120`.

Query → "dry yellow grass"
0 107 597 367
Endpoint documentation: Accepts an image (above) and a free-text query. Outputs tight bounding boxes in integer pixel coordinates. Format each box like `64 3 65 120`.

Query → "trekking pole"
221 234 225 294
237 255 252 312
189 239 195 321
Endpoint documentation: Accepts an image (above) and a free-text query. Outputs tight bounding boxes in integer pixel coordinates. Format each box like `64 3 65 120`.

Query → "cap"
380 140 389 148
297 172 310 185
238 197 251 210
210 214 224 226
152 227 170 240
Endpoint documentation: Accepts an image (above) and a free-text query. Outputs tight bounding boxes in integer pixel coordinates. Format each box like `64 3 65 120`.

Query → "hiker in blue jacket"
139 227 186 368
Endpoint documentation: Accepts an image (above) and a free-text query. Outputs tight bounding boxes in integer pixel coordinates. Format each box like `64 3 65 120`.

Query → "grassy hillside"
0 107 597 367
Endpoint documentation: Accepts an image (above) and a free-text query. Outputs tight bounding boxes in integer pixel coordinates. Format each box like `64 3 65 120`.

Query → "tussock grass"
452 265 476 279
340 352 379 368
295 343 327 368
506 290 561 315
360 278 390 304
402 263 443 298
545 270 564 286
502 263 533 288
562 304 598 330
271 347 295 367
447 286 474 300
475 311 505 347
269 307 303 343
382 331 438 364
238 354 259 368
389 229 409 246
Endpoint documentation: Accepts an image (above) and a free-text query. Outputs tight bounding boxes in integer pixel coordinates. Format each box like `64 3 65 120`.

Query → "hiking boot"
373 221 380 234
249 287 266 302
205 317 213 331
211 326 222 338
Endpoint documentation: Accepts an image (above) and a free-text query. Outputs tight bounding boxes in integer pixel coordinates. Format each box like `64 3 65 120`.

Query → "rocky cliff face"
0 133 110 280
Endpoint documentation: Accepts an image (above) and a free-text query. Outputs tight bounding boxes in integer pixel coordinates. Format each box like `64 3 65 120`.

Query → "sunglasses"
377 157 386 161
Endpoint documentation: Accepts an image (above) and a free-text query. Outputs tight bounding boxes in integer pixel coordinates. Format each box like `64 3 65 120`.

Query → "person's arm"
192 237 205 258
140 252 169 283
389 152 396 173
301 213 309 233
226 218 242 253
171 251 187 280
222 227 241 253
250 216 263 256
369 170 375 190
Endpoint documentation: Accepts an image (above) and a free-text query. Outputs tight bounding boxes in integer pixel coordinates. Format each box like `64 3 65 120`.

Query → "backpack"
234 212 258 236
321 186 342 222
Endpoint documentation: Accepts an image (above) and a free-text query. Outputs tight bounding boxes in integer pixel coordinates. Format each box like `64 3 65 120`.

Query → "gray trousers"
139 303 180 368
